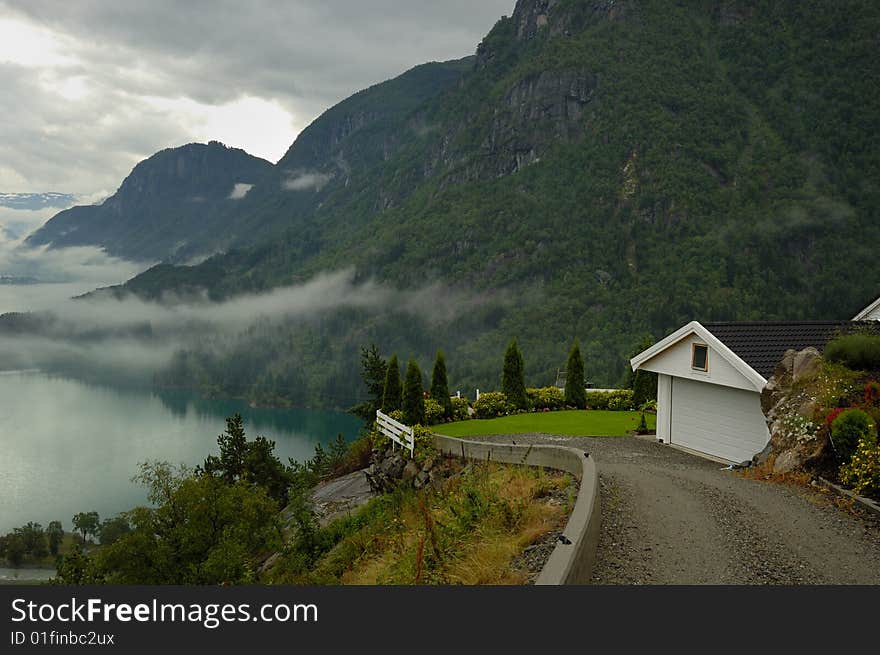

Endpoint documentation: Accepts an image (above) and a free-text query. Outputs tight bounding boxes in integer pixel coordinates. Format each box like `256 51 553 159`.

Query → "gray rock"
793 347 821 382
401 460 420 481
773 450 804 474
760 347 830 473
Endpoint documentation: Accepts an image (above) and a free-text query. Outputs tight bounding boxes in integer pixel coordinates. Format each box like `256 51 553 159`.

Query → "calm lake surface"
0 371 363 534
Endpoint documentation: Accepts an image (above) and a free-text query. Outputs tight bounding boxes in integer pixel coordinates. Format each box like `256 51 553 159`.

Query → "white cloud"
228 183 254 200
0 1 515 195
283 171 332 192
0 16 79 68
141 95 300 164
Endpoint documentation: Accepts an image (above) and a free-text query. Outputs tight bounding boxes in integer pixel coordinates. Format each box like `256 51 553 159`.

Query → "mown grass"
432 410 655 437
266 461 574 585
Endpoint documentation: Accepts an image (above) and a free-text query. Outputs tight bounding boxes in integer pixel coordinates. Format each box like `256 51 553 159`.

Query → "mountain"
26 0 880 406
25 59 475 265
26 142 273 261
0 193 77 211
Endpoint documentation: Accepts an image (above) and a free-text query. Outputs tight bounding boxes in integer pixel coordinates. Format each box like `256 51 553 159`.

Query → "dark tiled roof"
702 321 880 379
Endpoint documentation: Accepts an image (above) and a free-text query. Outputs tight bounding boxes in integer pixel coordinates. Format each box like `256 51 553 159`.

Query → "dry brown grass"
326 463 573 585
737 454 813 487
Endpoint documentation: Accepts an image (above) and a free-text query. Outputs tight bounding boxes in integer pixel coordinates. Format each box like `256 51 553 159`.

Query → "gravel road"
471 434 880 584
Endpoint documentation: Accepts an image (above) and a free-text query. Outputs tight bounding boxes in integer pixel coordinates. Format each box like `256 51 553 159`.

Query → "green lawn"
432 410 655 438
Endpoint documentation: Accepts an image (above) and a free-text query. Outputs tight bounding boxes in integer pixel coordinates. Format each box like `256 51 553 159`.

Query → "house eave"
630 321 767 393
853 295 880 320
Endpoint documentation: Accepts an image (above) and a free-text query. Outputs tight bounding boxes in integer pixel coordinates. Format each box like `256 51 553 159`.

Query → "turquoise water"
0 371 363 534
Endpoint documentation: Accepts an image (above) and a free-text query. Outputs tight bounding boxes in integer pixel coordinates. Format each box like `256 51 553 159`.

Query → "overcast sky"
0 0 514 197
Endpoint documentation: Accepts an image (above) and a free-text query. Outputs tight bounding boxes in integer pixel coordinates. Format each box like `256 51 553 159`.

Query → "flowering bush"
824 407 846 426
839 435 880 498
424 398 446 425
526 386 565 410
779 412 819 444
831 409 876 463
473 392 511 419
586 389 635 411
412 425 438 463
607 389 635 411
451 397 470 421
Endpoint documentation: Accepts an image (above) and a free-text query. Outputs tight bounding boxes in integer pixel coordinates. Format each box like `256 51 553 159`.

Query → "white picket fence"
376 409 415 458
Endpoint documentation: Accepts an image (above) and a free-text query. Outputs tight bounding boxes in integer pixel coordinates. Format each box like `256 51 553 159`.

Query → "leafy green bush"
839 436 880 498
451 397 470 421
831 409 877 463
412 425 438 463
424 398 446 425
585 391 611 410
824 334 880 371
474 391 511 419
607 390 635 411
587 389 635 411
527 386 565 410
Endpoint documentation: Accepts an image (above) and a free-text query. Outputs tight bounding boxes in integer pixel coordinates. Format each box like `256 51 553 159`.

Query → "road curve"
470 433 880 584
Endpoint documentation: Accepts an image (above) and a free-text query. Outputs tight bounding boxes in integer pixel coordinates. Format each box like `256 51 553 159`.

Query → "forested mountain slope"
36 0 880 405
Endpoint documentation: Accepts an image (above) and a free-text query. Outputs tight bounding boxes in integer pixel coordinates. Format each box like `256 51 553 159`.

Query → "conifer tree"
565 339 586 409
501 338 527 409
430 350 452 418
402 359 425 426
381 354 402 413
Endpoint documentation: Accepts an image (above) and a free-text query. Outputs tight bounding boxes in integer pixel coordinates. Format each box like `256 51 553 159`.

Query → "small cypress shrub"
402 359 426 426
381 354 402 413
501 338 527 410
430 350 452 418
564 340 586 409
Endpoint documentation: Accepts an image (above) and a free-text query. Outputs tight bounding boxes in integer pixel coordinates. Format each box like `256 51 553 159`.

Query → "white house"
853 294 880 321
630 319 877 463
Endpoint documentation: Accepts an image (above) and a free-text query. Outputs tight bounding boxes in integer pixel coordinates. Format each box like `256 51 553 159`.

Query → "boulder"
401 460 420 481
793 347 821 382
757 347 829 473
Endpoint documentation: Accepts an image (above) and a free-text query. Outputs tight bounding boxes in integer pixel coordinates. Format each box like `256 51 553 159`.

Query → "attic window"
692 343 709 371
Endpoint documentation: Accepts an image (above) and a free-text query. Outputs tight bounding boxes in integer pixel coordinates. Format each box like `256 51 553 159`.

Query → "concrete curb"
432 434 600 585
818 477 880 518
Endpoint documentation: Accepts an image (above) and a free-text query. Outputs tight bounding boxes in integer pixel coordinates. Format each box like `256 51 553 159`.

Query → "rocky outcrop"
758 347 827 473
364 446 460 493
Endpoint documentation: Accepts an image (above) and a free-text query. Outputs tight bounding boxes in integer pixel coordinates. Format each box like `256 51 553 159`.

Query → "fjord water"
0 371 363 534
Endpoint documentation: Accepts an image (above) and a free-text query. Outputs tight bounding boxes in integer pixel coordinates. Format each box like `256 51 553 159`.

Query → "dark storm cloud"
0 0 514 194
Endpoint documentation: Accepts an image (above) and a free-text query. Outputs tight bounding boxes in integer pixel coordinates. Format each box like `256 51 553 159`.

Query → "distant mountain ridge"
0 193 77 211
